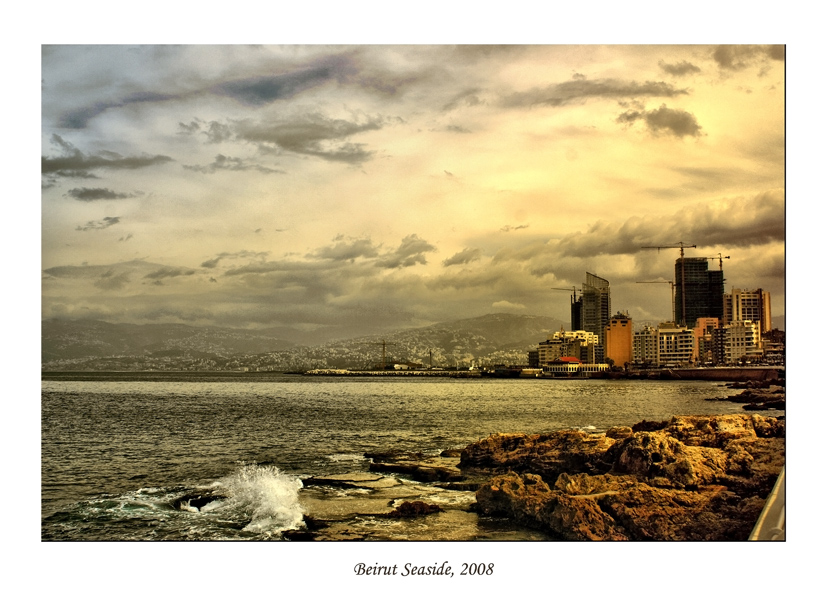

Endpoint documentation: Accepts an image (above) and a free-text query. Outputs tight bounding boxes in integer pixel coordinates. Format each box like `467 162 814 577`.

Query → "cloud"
183 154 284 175
443 247 482 267
310 235 380 261
617 104 702 138
442 88 484 111
76 217 120 231
232 113 383 164
658 60 701 77
93 269 131 291
554 190 784 258
58 91 178 129
375 234 437 269
143 268 197 279
500 224 529 232
712 45 785 72
211 61 349 106
501 78 688 108
492 300 526 311
66 187 138 201
42 135 172 179
201 250 269 269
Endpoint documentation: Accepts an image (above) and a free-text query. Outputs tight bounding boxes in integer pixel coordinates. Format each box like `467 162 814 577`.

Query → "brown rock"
465 414 785 541
460 430 616 480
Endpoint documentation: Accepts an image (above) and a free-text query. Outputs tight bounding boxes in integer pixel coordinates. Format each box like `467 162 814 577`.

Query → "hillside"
41 314 564 372
41 319 295 365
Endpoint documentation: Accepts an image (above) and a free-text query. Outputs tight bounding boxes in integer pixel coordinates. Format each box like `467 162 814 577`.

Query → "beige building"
714 320 764 365
634 322 695 366
723 288 772 334
537 330 598 365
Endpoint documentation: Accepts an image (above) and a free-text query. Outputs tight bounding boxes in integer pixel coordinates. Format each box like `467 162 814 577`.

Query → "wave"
209 464 305 535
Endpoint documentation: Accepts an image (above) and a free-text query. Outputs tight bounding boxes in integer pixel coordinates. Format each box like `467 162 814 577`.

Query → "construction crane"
641 242 696 326
370 339 397 370
637 280 676 321
551 286 581 304
704 253 731 272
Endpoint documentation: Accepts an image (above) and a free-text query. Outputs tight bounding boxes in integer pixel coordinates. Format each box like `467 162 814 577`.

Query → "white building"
715 320 764 365
634 323 694 366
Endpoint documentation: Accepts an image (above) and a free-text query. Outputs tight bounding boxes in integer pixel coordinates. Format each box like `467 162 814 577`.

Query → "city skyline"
41 45 785 341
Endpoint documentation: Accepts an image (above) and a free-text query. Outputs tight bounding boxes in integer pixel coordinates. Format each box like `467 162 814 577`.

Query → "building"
605 311 633 367
675 257 724 327
536 329 598 365
633 322 694 366
713 320 764 365
692 317 720 364
723 288 772 334
572 272 610 361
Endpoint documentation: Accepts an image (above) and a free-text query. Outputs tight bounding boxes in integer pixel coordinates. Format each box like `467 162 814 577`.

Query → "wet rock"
387 500 443 517
171 492 226 511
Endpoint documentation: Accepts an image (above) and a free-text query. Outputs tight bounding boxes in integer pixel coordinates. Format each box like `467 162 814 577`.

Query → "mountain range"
41 313 565 371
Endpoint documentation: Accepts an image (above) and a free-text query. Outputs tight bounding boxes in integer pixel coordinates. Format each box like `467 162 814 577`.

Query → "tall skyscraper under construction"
571 272 610 361
674 257 724 327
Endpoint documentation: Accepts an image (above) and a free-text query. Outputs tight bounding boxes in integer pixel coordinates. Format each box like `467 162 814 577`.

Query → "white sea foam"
215 464 305 535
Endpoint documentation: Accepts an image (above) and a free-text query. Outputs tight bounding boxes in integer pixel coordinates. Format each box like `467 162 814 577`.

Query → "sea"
41 373 781 542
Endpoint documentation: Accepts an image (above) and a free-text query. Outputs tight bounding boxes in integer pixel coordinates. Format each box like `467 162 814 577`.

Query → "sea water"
41 375 778 541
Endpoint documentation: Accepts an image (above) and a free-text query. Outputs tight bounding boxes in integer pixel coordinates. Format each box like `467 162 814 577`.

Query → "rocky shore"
463 413 784 540
290 410 783 541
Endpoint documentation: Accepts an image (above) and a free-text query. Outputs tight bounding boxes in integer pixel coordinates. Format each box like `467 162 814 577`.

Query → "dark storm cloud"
442 248 482 267
375 234 437 269
501 78 688 108
183 154 284 175
58 91 178 129
712 45 785 71
658 60 701 77
76 217 120 231
617 104 702 138
232 113 383 164
42 135 172 177
66 187 138 201
309 236 380 262
143 268 197 279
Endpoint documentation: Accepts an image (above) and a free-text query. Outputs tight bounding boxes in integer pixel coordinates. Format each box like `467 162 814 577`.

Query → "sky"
41 44 785 339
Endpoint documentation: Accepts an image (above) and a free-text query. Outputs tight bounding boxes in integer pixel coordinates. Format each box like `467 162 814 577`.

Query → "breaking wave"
212 464 305 535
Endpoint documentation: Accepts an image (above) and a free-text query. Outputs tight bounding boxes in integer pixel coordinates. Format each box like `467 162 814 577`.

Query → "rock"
605 431 727 488
171 492 226 511
605 426 633 439
460 430 617 480
387 500 443 517
474 472 627 540
466 414 784 541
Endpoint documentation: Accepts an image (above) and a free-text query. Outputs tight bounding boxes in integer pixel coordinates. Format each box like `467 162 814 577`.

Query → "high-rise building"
605 311 632 367
674 257 724 327
723 288 772 334
571 272 610 361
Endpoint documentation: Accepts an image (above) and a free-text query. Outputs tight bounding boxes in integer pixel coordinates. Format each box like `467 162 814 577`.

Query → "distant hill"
41 319 295 364
41 313 565 371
